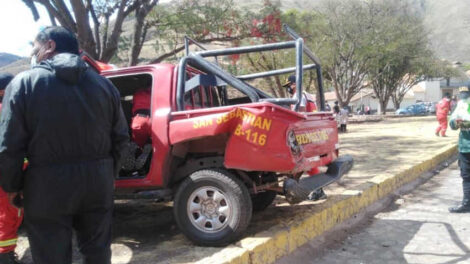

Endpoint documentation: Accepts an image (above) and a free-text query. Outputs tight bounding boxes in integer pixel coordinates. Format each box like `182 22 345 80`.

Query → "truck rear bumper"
284 155 354 204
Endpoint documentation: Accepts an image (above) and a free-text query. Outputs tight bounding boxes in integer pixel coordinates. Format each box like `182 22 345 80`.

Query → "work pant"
131 114 151 148
459 152 470 183
436 117 448 136
24 158 114 264
0 188 22 254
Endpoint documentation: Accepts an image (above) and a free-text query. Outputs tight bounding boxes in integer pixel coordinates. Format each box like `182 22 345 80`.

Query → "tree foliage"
147 0 252 63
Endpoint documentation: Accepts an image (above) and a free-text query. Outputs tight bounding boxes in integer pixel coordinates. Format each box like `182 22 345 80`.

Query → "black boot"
308 188 327 201
449 181 470 213
0 252 21 264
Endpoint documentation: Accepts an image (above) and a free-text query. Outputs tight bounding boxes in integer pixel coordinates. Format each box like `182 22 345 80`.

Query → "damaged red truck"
90 26 353 246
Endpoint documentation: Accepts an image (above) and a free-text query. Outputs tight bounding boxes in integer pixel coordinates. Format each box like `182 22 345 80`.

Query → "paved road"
277 160 470 264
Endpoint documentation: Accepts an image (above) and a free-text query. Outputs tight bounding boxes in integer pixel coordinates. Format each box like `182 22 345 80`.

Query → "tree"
22 0 158 63
315 0 376 107
366 0 432 114
391 57 450 110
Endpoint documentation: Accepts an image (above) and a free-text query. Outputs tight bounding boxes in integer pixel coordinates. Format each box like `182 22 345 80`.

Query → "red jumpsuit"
435 98 451 136
0 104 23 254
132 89 151 148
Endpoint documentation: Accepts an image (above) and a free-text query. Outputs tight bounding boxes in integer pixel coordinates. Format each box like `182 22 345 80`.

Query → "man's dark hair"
0 73 13 90
35 26 79 55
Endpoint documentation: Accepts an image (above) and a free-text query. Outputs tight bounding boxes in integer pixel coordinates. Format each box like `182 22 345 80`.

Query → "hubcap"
187 186 231 233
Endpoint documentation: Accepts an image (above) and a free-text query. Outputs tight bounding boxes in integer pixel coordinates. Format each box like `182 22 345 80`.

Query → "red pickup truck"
85 26 353 246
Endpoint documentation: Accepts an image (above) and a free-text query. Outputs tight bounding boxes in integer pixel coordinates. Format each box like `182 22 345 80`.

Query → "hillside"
274 0 470 63
136 0 470 64
0 53 22 68
0 58 29 75
423 0 470 62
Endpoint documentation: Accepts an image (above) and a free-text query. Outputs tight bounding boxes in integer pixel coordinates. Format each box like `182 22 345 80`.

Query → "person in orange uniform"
131 87 151 148
0 73 22 264
435 93 451 137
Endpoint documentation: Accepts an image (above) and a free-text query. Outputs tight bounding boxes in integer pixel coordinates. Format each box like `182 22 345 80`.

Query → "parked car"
416 101 436 114
395 104 428 115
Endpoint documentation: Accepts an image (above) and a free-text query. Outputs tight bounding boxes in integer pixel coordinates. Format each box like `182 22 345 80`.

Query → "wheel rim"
187 186 232 233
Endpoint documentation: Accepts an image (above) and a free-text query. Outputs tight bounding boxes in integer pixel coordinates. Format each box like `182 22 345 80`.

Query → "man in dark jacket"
0 27 129 264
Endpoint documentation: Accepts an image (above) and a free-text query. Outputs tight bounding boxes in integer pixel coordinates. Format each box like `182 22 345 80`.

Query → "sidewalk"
15 116 459 264
278 160 467 264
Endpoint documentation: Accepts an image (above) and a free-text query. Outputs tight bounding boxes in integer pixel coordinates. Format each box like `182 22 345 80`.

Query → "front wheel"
173 169 252 246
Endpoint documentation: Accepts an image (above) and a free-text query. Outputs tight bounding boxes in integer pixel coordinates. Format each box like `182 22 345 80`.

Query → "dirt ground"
14 116 458 263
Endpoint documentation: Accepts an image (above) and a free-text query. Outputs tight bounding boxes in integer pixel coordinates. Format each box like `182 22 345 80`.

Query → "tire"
251 191 277 211
173 169 252 246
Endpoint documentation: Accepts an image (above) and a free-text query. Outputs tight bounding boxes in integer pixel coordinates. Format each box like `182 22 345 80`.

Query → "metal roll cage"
176 24 326 112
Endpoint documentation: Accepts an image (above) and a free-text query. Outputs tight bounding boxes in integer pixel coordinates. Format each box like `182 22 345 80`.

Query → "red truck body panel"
102 64 176 189
102 63 338 190
170 104 337 173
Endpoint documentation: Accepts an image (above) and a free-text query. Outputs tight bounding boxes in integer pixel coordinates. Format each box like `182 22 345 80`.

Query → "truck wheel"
174 169 252 246
251 191 277 211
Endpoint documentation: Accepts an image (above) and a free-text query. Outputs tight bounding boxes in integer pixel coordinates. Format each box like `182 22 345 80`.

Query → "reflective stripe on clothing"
0 187 22 253
0 238 17 247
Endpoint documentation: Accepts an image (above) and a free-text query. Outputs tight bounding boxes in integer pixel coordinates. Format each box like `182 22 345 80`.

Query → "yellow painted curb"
198 144 457 264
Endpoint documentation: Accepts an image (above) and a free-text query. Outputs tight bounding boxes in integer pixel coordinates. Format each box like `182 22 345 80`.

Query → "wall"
421 80 441 102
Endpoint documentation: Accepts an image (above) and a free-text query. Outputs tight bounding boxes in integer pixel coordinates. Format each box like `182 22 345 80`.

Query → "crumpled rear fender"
169 106 300 172
169 105 338 173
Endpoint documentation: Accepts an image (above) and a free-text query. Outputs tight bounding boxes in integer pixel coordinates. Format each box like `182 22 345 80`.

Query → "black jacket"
0 53 129 192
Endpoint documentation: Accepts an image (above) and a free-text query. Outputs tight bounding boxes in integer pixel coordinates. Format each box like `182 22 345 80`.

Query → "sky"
0 1 51 57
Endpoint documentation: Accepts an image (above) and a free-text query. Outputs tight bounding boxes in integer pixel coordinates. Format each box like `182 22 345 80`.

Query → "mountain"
422 0 470 63
0 58 29 75
236 0 470 63
0 53 22 68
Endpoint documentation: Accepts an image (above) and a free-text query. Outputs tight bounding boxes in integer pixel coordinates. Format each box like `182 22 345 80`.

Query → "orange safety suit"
0 103 23 254
131 89 151 147
0 188 22 253
436 98 451 136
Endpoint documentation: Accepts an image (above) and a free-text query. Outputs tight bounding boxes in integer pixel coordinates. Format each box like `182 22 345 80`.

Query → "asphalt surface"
277 160 470 264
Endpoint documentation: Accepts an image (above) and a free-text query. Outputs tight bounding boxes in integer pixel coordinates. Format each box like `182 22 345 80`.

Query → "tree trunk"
379 98 389 115
129 1 157 66
129 9 147 66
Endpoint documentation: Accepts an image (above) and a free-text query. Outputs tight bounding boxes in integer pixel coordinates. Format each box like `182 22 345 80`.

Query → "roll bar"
176 24 326 111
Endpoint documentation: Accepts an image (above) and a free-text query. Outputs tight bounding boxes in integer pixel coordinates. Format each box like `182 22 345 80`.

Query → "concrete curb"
196 144 458 264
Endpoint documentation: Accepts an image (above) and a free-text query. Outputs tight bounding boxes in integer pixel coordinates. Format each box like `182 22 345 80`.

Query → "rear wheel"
173 169 252 246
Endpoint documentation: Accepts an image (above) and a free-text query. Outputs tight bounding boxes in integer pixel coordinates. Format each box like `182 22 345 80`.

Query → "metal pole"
196 41 296 57
237 64 317 81
316 65 326 111
184 37 189 56
177 56 190 111
295 39 303 112
283 24 322 65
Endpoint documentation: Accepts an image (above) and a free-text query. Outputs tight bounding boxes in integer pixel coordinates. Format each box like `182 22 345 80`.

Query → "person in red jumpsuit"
0 73 22 264
131 87 151 148
436 93 451 137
